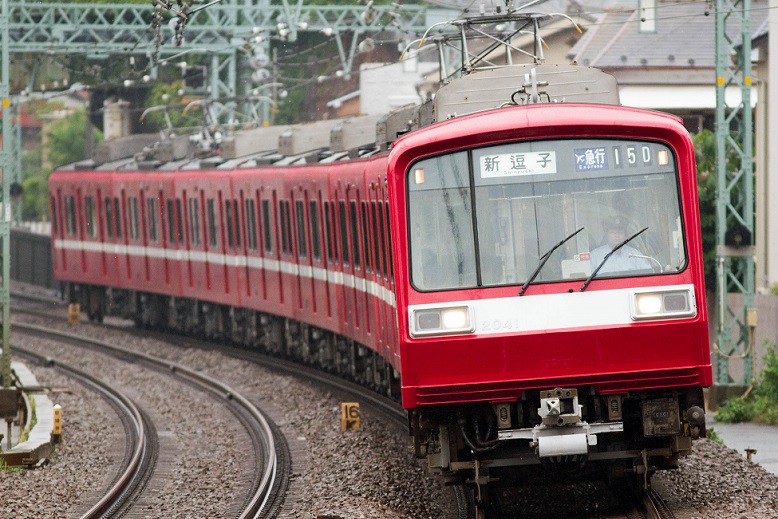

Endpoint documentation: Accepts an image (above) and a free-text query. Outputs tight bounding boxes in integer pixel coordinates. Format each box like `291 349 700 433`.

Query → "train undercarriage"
410 383 707 513
66 283 402 398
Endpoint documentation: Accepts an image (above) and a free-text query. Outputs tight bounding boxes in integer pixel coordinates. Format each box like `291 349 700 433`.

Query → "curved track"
13 345 155 518
13 321 281 518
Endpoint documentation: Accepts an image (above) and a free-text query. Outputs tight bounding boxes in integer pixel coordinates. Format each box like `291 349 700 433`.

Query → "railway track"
12 321 281 518
13 345 156 518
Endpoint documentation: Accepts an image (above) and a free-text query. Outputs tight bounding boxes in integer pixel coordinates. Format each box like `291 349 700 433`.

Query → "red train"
49 24 711 512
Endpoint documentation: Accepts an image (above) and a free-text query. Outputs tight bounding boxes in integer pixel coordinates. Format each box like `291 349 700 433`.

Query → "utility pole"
714 0 755 386
1 0 13 394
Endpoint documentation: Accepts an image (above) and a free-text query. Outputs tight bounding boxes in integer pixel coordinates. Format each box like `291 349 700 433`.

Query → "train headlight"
630 288 696 321
409 305 474 337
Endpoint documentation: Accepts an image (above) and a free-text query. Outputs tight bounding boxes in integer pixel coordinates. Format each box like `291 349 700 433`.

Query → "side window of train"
349 200 361 269
385 201 394 284
188 197 202 247
225 199 235 251
310 199 321 262
338 200 350 267
324 201 335 264
224 198 242 252
371 201 383 279
361 201 371 273
64 195 77 237
147 198 159 243
207 198 218 248
278 200 292 256
278 200 289 255
377 202 388 281
175 199 183 245
105 196 114 240
295 199 307 259
245 198 258 252
233 199 241 251
166 199 176 246
85 196 97 238
114 198 122 239
128 197 140 241
261 199 274 254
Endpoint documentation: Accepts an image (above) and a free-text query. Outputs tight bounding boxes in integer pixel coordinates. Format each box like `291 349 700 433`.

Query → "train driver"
589 216 652 274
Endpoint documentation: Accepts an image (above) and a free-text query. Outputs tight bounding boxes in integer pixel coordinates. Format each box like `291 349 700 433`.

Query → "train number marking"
341 402 360 431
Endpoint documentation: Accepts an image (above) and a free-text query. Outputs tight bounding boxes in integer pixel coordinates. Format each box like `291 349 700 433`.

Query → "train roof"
62 61 620 176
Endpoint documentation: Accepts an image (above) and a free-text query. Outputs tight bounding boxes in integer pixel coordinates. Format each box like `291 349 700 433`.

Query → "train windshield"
407 139 686 291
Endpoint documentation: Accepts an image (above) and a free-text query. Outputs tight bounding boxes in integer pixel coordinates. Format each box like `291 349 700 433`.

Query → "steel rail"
13 321 277 519
12 345 148 519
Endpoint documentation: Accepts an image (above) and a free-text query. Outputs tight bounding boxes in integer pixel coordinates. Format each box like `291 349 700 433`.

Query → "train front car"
389 98 711 497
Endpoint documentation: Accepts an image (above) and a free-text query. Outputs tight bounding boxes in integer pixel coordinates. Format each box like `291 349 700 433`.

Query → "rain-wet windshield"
407 139 686 291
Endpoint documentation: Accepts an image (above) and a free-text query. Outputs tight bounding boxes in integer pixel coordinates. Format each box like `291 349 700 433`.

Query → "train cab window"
85 196 97 238
261 199 274 254
128 197 140 241
338 200 349 266
207 198 219 248
310 200 321 261
104 197 113 240
407 140 686 291
114 198 122 239
295 200 307 259
147 198 159 243
188 198 202 247
245 199 258 252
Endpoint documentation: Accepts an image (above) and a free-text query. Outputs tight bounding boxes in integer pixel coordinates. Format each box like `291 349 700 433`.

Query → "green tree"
141 81 204 132
692 129 717 292
44 109 95 169
19 106 103 222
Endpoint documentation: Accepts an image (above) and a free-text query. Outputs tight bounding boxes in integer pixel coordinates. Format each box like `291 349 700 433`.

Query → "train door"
336 188 359 340
359 198 374 344
205 193 220 294
292 191 313 317
279 192 296 313
183 189 207 293
49 190 66 274
242 187 265 306
164 194 185 297
310 191 330 326
235 189 252 305
322 197 341 333
103 192 122 287
225 190 245 306
259 189 287 315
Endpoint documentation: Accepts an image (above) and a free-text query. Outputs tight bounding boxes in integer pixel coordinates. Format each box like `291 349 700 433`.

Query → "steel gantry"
0 0 436 389
5 0 429 101
714 0 756 385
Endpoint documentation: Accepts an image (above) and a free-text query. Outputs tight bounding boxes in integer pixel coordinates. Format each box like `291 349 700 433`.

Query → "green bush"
715 395 753 423
715 342 778 425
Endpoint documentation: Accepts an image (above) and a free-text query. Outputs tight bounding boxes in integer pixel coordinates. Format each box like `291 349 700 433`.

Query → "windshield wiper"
580 227 648 292
519 227 584 296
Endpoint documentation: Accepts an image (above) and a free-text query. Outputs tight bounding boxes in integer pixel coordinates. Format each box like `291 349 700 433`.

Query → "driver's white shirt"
589 244 651 273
